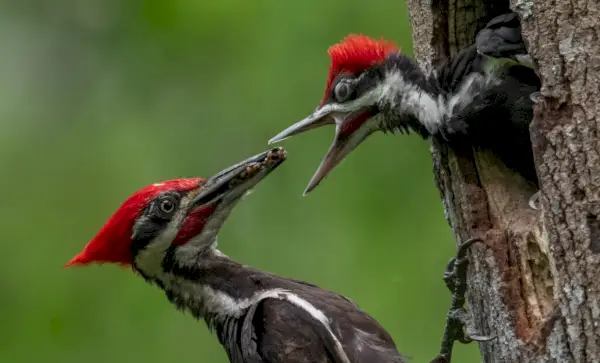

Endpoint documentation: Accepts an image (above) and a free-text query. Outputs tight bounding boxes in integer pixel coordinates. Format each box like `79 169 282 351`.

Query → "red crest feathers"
65 178 203 267
321 34 399 105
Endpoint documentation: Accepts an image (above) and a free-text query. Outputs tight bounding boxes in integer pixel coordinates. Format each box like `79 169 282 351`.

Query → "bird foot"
445 308 495 345
431 237 494 363
528 190 541 210
442 237 480 293
529 91 543 104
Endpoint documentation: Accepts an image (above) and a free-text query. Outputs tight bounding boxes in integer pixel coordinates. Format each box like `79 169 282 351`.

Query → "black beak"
192 147 287 206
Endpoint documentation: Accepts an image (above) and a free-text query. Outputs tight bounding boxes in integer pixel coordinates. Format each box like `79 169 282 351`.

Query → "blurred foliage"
0 1 480 362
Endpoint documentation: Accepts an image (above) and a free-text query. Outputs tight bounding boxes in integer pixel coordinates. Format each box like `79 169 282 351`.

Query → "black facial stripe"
354 69 382 98
322 63 386 106
130 191 183 257
130 215 168 256
161 244 203 278
383 52 439 95
161 245 181 275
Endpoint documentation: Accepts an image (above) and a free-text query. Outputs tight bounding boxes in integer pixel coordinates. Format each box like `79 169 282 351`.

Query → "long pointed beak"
269 106 375 195
302 126 349 195
192 147 287 206
268 107 335 144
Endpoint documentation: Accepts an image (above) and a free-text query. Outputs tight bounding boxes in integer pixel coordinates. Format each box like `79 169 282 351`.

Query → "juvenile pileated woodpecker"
268 13 540 199
66 148 404 363
269 12 539 363
476 12 535 70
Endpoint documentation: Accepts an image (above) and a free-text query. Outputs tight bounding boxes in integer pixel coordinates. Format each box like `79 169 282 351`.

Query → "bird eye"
157 196 178 216
333 81 352 102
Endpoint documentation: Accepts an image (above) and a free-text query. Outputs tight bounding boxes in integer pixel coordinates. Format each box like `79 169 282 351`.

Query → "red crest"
66 178 203 267
321 34 399 105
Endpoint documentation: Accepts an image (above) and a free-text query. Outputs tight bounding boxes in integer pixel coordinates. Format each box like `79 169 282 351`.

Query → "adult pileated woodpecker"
66 148 405 363
268 13 540 202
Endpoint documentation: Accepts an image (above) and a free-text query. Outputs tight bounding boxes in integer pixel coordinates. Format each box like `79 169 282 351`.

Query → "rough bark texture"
404 0 600 362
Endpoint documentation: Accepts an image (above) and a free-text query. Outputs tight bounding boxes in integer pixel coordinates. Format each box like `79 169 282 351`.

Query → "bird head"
66 147 287 275
269 34 400 194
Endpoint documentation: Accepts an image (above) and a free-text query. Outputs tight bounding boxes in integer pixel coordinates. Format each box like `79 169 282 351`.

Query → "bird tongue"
338 109 372 138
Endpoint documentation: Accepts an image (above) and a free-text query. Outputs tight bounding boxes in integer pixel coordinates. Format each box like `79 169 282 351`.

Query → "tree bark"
404 0 600 362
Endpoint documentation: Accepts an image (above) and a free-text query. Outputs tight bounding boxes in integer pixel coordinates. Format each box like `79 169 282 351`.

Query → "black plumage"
141 252 405 363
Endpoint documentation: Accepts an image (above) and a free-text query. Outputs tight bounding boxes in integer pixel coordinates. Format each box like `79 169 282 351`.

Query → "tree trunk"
404 0 600 362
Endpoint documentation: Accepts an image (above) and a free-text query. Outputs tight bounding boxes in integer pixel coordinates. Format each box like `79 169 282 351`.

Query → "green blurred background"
0 1 480 362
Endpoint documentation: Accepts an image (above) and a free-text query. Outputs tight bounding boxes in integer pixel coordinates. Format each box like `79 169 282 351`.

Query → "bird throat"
135 249 278 323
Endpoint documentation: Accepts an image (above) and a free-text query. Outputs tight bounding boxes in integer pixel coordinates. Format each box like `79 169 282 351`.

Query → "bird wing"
238 291 352 363
213 314 262 363
238 296 266 363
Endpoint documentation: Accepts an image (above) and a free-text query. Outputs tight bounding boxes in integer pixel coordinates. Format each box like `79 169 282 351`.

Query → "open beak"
269 104 375 195
192 147 287 207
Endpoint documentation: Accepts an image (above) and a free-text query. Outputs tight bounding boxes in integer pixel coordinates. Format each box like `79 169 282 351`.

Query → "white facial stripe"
134 197 191 274
363 69 501 136
377 70 445 133
318 102 355 116
134 193 214 275
328 70 446 134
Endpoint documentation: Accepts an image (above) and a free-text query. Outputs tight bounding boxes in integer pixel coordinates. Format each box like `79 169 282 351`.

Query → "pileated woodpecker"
66 147 405 363
476 12 535 70
268 13 540 199
268 12 538 363
474 11 542 210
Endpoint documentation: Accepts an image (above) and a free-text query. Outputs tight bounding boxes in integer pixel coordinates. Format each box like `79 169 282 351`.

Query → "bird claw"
528 190 541 210
443 237 480 293
529 91 543 104
467 333 496 342
432 237 493 363
447 307 494 344
442 257 458 292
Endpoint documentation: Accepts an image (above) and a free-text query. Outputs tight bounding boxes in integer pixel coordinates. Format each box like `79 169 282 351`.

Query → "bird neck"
378 53 447 138
135 246 275 328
